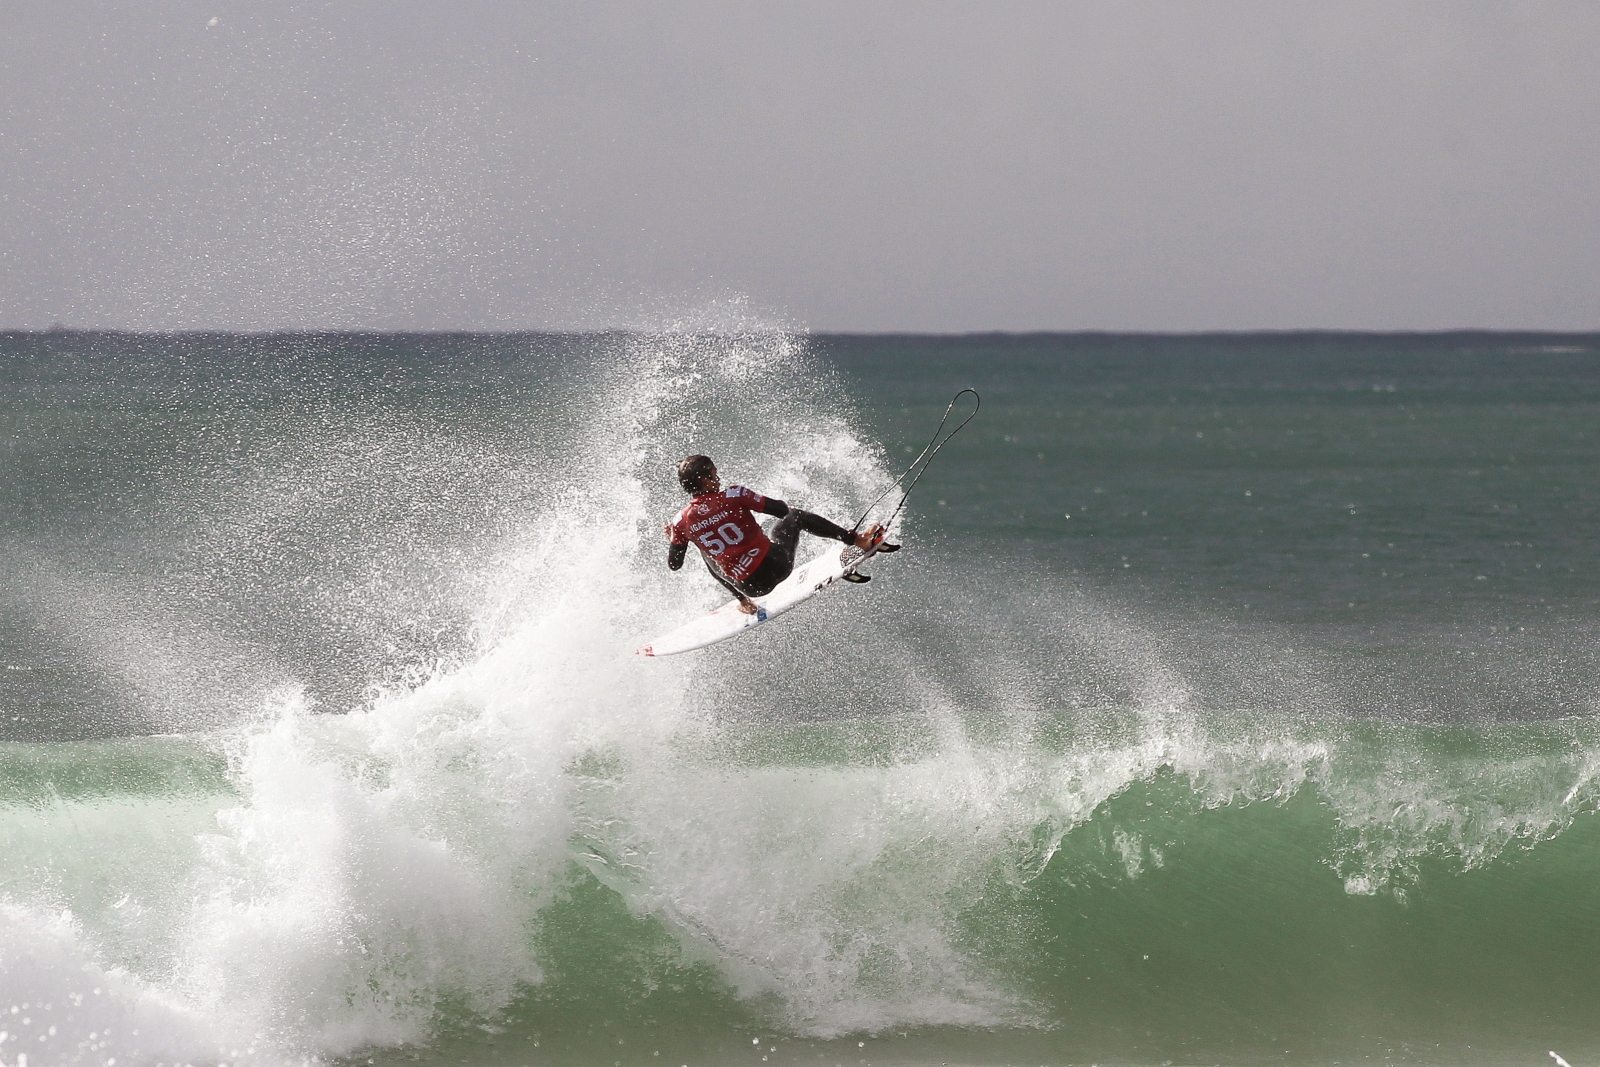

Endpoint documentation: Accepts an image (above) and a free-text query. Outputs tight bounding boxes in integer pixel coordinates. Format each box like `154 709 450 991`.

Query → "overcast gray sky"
2 2 1596 331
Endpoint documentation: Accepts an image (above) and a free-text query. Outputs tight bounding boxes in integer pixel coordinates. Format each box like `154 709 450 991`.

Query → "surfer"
665 455 897 614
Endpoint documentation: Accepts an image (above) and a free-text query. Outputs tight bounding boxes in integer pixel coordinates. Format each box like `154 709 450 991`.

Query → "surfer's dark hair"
678 455 716 493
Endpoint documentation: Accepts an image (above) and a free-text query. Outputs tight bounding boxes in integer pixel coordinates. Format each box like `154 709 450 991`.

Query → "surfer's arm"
664 522 688 570
730 485 788 519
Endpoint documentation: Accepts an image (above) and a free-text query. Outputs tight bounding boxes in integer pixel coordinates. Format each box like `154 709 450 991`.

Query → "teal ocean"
3 330 1600 1067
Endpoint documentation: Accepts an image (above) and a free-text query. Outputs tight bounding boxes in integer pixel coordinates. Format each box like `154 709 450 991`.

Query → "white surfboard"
638 534 888 657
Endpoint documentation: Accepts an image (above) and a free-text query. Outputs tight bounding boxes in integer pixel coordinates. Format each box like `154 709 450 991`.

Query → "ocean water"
3 328 1600 1067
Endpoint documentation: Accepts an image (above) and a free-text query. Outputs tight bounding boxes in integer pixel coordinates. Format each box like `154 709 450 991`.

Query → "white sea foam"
0 903 241 1067
3 324 943 1063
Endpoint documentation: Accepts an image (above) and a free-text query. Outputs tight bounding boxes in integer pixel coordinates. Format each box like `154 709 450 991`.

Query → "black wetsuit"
666 498 856 598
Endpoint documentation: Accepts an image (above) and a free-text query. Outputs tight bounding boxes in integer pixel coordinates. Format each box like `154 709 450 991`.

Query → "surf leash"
851 387 980 535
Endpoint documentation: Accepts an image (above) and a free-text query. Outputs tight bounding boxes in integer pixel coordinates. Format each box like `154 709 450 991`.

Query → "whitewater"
4 328 1600 1067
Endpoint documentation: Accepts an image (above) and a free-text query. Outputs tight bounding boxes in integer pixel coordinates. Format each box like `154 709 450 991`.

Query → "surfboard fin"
842 572 871 584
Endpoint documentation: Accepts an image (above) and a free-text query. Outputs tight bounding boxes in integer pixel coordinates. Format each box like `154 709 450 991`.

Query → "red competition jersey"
668 485 780 582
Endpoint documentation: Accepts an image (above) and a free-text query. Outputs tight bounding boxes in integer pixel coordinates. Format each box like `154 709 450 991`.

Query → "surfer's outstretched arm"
770 509 884 551
784 507 889 550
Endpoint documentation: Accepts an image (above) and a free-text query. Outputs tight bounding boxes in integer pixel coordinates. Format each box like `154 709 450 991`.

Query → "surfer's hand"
852 524 883 550
737 597 759 615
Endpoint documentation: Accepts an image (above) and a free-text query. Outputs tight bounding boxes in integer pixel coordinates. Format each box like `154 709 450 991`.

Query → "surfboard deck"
638 533 888 657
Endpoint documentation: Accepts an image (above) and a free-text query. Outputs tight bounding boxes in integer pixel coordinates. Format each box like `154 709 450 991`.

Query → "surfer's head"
678 455 719 494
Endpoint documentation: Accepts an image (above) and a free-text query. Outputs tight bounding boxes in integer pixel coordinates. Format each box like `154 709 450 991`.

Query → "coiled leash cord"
852 388 981 535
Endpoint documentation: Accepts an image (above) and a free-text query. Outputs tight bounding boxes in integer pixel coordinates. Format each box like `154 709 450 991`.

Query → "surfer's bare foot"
737 597 759 615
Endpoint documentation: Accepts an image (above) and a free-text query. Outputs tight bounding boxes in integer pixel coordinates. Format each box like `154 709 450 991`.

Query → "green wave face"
358 714 1600 1067
11 701 1600 1067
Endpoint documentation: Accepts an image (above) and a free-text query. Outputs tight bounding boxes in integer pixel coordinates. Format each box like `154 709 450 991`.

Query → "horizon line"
5 326 1600 339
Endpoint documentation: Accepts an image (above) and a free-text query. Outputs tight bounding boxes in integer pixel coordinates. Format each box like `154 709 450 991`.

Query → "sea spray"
2 323 917 1063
